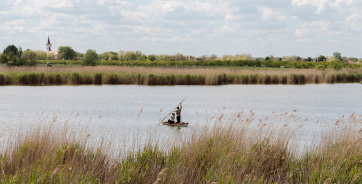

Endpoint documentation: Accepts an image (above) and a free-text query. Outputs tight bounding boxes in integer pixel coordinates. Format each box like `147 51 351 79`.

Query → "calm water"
0 84 361 149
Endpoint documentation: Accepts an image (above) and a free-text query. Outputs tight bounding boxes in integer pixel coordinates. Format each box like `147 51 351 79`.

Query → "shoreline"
0 66 361 85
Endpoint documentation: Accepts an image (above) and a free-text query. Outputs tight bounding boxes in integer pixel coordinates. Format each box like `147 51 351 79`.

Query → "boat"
162 121 189 127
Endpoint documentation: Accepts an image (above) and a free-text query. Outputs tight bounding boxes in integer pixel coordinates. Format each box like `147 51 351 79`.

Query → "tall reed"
0 66 361 85
0 112 361 183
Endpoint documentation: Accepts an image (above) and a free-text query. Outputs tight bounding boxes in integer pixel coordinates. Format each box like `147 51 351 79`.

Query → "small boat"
162 121 189 127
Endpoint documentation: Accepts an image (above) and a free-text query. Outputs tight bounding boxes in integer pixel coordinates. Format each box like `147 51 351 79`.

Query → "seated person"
168 113 175 124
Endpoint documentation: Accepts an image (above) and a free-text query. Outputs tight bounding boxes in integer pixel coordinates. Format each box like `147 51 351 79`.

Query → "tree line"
1 44 362 68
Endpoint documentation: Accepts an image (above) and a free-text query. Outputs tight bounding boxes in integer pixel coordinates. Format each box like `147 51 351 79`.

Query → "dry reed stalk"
0 112 361 183
0 66 361 85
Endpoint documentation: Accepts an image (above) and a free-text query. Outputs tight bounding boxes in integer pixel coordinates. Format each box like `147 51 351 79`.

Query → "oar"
158 99 185 125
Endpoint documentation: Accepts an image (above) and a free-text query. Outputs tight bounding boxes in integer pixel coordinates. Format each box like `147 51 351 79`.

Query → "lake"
0 84 361 151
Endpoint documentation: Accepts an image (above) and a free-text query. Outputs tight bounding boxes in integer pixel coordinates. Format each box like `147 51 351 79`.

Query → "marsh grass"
0 66 361 85
0 112 361 183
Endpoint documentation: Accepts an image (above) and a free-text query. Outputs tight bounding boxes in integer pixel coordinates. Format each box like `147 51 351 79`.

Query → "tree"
348 57 358 62
0 54 8 64
3 45 19 56
148 54 156 61
358 58 362 64
22 49 37 66
305 57 312 61
210 54 218 60
83 49 98 66
290 55 301 61
333 52 342 61
123 51 137 61
58 46 77 60
317 55 326 62
1 45 34 66
135 51 146 61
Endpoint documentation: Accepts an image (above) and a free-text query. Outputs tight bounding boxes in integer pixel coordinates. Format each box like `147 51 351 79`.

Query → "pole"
158 99 185 125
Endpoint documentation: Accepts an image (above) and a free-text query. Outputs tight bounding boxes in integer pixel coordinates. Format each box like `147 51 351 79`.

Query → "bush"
315 65 325 70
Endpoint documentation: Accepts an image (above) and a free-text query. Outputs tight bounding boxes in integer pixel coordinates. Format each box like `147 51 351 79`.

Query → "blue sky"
1 0 362 58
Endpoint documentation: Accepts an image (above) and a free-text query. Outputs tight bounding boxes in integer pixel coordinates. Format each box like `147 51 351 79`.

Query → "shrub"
315 65 325 70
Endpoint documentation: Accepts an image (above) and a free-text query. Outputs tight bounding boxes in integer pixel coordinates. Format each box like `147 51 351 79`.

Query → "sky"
1 0 362 58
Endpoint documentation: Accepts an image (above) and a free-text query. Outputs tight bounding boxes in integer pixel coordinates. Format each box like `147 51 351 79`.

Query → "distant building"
45 36 58 59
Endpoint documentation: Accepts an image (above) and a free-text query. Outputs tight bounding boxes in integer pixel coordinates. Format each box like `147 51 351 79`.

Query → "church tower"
46 36 52 51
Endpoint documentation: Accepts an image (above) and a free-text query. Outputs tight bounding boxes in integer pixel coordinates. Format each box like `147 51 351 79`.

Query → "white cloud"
0 0 362 57
120 9 150 22
296 38 313 43
1 20 25 33
291 0 328 13
258 7 287 22
345 14 362 31
331 0 354 7
294 21 329 37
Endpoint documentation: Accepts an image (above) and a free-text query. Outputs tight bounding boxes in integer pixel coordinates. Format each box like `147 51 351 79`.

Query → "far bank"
0 66 361 85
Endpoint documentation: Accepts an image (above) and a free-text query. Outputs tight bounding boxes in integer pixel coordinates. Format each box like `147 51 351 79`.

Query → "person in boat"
168 113 175 124
174 104 182 124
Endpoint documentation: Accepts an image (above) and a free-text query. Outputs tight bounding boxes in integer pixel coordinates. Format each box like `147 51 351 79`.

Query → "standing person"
168 113 175 124
174 104 182 124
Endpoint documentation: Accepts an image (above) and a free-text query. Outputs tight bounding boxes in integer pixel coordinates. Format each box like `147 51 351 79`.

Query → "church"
45 36 58 59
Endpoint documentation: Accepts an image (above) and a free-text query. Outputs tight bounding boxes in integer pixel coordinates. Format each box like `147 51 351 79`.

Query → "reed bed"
0 112 361 183
0 66 361 85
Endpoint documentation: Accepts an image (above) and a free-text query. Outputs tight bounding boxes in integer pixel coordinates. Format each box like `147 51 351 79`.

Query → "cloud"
1 19 25 33
294 21 330 37
0 0 362 57
258 7 288 22
345 14 362 31
291 0 328 13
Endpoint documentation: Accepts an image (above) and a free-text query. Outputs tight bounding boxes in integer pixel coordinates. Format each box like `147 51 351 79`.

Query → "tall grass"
0 112 361 183
0 66 361 85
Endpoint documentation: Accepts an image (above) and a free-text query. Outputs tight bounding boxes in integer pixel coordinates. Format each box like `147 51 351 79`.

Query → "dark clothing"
168 119 174 124
176 116 181 124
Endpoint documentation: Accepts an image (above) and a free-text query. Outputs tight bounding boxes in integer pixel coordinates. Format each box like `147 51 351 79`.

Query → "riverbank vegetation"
1 45 362 69
36 58 362 70
0 66 361 85
0 112 361 183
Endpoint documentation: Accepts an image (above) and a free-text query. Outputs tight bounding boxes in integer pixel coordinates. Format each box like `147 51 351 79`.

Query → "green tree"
0 45 33 66
83 49 98 66
123 51 137 61
0 54 8 64
305 57 312 61
148 54 156 61
22 49 37 66
3 45 19 56
135 51 146 61
290 55 301 61
317 55 326 62
358 58 362 64
333 52 342 61
32 50 46 60
348 57 358 62
58 46 77 60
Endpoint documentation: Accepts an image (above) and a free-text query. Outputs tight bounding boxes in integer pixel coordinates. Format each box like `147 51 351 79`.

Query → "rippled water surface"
0 84 361 149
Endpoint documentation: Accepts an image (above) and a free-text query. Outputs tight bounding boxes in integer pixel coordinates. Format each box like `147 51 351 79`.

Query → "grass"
0 66 361 85
0 112 361 183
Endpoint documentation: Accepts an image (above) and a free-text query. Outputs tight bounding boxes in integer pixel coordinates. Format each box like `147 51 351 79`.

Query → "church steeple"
46 36 52 51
